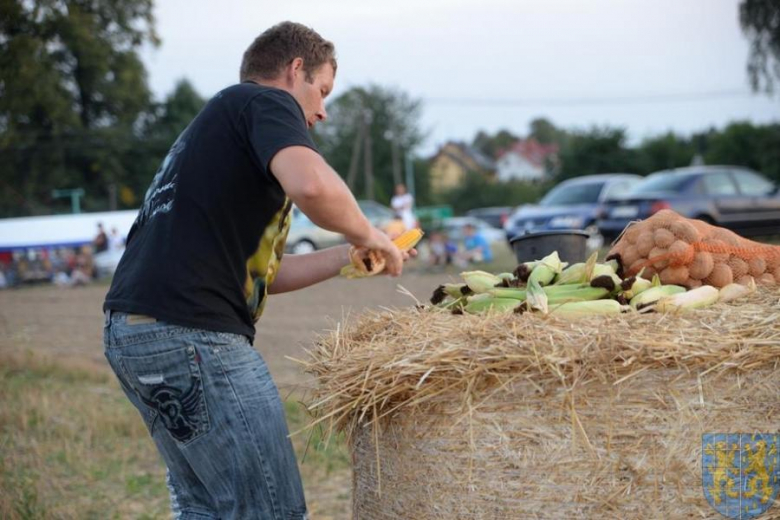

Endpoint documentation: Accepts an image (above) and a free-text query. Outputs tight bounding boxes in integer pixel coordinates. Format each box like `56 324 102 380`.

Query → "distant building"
428 142 496 193
496 139 559 182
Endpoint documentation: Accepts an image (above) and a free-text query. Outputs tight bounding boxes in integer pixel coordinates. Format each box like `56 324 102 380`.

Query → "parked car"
285 201 398 254
441 217 507 244
598 166 780 241
358 200 398 230
285 208 343 254
465 207 513 230
503 174 642 247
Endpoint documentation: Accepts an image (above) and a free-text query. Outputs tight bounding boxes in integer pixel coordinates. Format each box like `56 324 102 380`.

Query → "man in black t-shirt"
103 22 408 519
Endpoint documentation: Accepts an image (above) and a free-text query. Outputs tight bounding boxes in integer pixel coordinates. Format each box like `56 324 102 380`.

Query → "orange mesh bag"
606 209 780 288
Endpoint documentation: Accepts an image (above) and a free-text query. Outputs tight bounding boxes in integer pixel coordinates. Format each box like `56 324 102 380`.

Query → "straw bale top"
302 288 780 440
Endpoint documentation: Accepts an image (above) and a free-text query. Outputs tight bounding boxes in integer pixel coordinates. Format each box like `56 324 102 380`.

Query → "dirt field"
0 272 448 386
0 271 452 518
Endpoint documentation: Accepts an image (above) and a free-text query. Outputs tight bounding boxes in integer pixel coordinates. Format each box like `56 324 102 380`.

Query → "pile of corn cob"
430 251 757 317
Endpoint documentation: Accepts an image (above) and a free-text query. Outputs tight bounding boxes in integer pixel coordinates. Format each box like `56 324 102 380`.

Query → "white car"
284 201 398 254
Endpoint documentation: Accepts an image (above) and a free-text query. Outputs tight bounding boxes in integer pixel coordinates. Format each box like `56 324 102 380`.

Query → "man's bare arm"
270 146 403 275
268 245 350 294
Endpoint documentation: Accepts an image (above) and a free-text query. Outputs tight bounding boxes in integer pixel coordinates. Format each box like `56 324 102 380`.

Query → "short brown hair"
240 22 337 83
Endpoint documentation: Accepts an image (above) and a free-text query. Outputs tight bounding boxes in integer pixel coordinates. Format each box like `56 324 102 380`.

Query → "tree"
119 79 207 208
556 127 637 181
437 171 551 215
313 85 425 204
0 0 159 216
528 118 568 147
739 0 780 93
471 129 519 159
703 121 780 184
635 132 696 175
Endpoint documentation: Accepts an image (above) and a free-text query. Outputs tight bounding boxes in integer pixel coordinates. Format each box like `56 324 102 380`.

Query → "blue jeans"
103 311 307 520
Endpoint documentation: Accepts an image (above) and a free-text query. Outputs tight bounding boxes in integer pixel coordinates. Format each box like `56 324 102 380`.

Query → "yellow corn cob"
392 228 425 250
340 229 424 278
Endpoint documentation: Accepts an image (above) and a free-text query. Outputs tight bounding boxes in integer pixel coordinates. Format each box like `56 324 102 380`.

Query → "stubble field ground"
0 265 467 519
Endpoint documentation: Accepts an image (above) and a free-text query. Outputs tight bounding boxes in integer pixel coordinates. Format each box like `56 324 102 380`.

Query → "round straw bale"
727 256 749 279
688 252 714 280
635 232 655 257
660 265 689 285
703 262 733 288
748 257 766 277
317 302 780 520
653 228 675 249
648 246 669 270
670 219 700 243
758 273 777 286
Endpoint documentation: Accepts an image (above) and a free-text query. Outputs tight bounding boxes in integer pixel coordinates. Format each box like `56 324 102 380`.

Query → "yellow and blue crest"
703 434 779 519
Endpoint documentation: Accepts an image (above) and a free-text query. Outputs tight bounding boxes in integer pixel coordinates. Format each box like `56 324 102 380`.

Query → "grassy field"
0 350 351 520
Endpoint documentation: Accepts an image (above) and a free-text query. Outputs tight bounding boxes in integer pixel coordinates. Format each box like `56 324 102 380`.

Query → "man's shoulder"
210 83 293 108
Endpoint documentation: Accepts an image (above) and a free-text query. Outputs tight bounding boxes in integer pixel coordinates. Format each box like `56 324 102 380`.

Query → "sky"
140 0 780 156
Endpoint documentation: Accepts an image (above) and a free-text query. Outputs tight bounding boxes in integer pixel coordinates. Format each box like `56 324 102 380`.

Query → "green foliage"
739 0 780 93
471 129 519 158
556 127 637 181
635 132 697 175
313 84 425 205
703 121 780 184
529 117 568 146
0 0 158 216
436 171 552 215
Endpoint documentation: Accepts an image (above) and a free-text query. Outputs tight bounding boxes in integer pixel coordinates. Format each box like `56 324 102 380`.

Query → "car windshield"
629 174 692 195
540 182 604 206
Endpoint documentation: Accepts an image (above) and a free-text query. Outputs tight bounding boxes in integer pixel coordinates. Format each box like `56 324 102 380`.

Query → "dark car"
598 165 780 241
503 174 641 247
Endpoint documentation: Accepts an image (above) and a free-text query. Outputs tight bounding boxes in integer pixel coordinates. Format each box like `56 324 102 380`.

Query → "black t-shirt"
104 82 317 339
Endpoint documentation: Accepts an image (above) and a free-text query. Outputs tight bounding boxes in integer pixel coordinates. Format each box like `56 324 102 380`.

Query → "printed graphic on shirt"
244 198 294 321
137 135 186 226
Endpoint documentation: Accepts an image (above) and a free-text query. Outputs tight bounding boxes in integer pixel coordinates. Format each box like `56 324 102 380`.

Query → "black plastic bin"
509 230 589 265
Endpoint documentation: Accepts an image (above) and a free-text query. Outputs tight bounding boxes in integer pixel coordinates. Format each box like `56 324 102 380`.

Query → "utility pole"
363 109 374 200
405 152 415 198
346 115 365 191
108 183 117 211
385 130 402 186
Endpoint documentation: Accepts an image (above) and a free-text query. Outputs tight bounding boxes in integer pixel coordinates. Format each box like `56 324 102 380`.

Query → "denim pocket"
118 342 211 444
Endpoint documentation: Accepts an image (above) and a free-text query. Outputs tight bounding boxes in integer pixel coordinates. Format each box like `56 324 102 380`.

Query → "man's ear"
285 57 304 85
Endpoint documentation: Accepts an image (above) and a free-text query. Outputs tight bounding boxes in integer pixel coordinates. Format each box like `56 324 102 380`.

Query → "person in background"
93 223 108 253
456 223 493 266
390 183 417 231
108 227 125 252
428 231 452 267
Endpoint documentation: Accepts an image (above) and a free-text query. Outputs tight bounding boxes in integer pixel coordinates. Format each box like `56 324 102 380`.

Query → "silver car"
284 201 397 254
